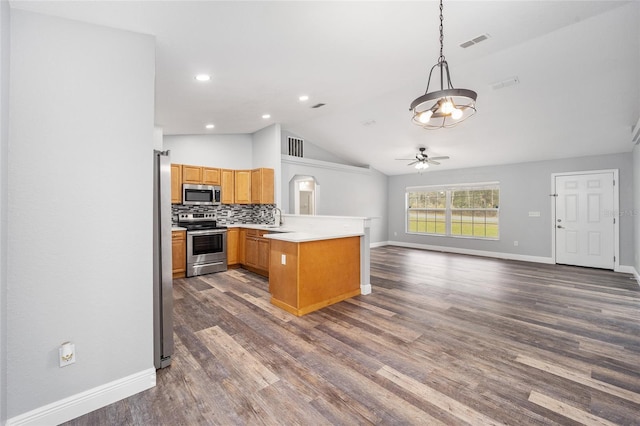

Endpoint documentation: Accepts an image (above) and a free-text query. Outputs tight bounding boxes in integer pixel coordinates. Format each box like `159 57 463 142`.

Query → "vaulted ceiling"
10 1 640 175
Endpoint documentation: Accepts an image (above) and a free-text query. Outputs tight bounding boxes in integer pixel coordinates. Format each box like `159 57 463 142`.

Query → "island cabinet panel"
269 236 361 316
172 230 186 278
171 164 182 204
221 169 235 204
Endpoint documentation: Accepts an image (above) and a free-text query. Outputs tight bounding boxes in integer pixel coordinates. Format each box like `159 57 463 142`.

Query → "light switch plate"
281 254 286 265
528 211 541 217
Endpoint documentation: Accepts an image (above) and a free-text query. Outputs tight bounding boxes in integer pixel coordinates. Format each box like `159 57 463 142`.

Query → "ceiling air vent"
460 33 490 49
311 103 326 109
288 137 304 157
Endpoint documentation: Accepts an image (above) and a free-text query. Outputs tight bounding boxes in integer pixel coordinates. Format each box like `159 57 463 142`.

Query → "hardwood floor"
64 246 640 425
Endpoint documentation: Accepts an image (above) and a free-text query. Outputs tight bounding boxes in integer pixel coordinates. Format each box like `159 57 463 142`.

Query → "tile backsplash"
172 204 276 226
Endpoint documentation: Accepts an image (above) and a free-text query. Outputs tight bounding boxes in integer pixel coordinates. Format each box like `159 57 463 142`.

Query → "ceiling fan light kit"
410 0 477 130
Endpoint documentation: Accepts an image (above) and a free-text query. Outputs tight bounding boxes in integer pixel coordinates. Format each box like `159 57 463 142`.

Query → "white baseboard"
615 264 636 274
360 283 372 295
7 368 156 426
386 241 554 264
632 267 640 288
369 241 389 248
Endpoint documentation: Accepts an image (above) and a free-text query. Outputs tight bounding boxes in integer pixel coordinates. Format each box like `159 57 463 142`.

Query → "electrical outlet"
281 254 286 265
59 342 76 367
513 241 519 246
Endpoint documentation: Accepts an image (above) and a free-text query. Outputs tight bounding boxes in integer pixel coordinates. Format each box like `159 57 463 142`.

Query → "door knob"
557 225 564 229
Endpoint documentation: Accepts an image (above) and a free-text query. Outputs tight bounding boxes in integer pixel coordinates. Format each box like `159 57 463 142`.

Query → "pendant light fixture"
410 0 477 129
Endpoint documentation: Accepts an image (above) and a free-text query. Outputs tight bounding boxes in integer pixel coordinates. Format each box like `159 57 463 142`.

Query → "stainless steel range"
178 213 227 277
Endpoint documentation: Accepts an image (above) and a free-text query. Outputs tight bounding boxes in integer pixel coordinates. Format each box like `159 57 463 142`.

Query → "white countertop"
172 226 187 231
263 231 363 243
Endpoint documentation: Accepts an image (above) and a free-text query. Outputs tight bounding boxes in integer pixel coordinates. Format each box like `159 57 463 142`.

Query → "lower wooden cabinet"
172 230 186 278
243 228 269 277
227 228 240 266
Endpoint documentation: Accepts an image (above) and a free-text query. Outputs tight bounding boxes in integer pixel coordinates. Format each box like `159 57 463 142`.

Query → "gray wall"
388 153 634 266
8 10 155 418
281 159 389 244
0 0 9 423
163 133 253 169
281 130 362 166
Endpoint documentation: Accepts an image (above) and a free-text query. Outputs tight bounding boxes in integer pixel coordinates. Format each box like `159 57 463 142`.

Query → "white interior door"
555 172 614 269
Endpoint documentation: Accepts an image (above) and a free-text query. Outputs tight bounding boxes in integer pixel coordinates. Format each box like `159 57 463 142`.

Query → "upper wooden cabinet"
202 168 221 185
234 170 252 205
182 165 221 185
251 168 274 204
221 169 235 204
171 164 182 204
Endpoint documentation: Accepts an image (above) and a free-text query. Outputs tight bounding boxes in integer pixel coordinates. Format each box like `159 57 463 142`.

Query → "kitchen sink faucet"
273 207 283 226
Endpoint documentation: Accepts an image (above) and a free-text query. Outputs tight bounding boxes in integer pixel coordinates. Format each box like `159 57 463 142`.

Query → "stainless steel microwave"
182 184 221 206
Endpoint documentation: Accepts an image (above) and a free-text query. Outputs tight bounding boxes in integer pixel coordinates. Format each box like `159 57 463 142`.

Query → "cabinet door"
221 169 235 204
171 164 182 204
251 169 262 204
182 165 203 184
172 231 186 278
257 238 270 271
202 167 221 185
239 228 246 264
245 237 258 267
234 170 251 204
227 228 239 265
251 168 275 204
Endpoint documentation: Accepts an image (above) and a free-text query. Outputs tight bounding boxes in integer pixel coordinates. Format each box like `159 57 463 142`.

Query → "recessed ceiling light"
195 74 211 82
299 95 309 102
205 124 215 129
262 114 271 119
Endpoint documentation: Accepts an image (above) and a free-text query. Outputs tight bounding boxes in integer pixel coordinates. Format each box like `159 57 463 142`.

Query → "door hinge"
549 193 558 197
614 256 616 262
613 179 616 186
613 218 616 224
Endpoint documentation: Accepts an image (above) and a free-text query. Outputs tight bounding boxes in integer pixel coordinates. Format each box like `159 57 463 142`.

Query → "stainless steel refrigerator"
153 150 173 368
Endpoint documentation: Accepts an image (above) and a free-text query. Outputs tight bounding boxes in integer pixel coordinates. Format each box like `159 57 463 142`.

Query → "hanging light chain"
438 0 445 64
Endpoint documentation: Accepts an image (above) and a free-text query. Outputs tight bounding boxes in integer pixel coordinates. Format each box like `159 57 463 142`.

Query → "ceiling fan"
396 147 449 170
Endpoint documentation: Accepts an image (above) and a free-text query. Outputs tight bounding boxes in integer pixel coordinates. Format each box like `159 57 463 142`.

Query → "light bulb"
451 108 463 120
441 99 454 114
415 162 429 170
418 110 433 123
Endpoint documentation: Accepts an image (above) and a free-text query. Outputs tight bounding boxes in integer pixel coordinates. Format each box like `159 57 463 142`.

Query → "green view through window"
407 183 499 239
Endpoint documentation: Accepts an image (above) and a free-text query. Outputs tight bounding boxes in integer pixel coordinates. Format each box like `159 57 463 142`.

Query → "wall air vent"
633 115 640 145
288 137 304 157
311 103 326 109
460 33 490 49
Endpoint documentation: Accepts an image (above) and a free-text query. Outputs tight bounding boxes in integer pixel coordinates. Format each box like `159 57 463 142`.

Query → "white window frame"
406 182 500 240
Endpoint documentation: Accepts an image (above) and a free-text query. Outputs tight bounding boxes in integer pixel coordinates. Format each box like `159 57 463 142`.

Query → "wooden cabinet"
221 169 235 204
227 228 240 266
251 168 275 204
202 167 221 185
234 170 252 204
171 164 182 204
269 236 361 316
172 230 186 278
243 228 269 277
239 228 246 265
182 165 221 185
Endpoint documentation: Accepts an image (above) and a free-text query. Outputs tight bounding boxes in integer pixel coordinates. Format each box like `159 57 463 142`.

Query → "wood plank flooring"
64 246 640 425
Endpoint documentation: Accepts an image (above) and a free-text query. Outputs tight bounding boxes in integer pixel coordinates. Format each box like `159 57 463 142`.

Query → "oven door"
187 229 227 263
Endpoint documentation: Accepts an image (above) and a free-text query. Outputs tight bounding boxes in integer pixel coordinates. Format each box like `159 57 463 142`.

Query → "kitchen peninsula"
263 214 372 316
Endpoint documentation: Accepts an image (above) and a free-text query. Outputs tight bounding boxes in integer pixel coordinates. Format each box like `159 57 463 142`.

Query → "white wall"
163 133 253 169
8 10 155 421
281 157 388 244
634 145 640 277
388 153 634 266
253 124 282 206
0 0 9 423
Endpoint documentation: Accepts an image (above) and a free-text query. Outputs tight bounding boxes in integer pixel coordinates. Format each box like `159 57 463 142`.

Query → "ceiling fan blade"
395 158 416 161
407 161 418 166
428 156 450 160
427 160 441 165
